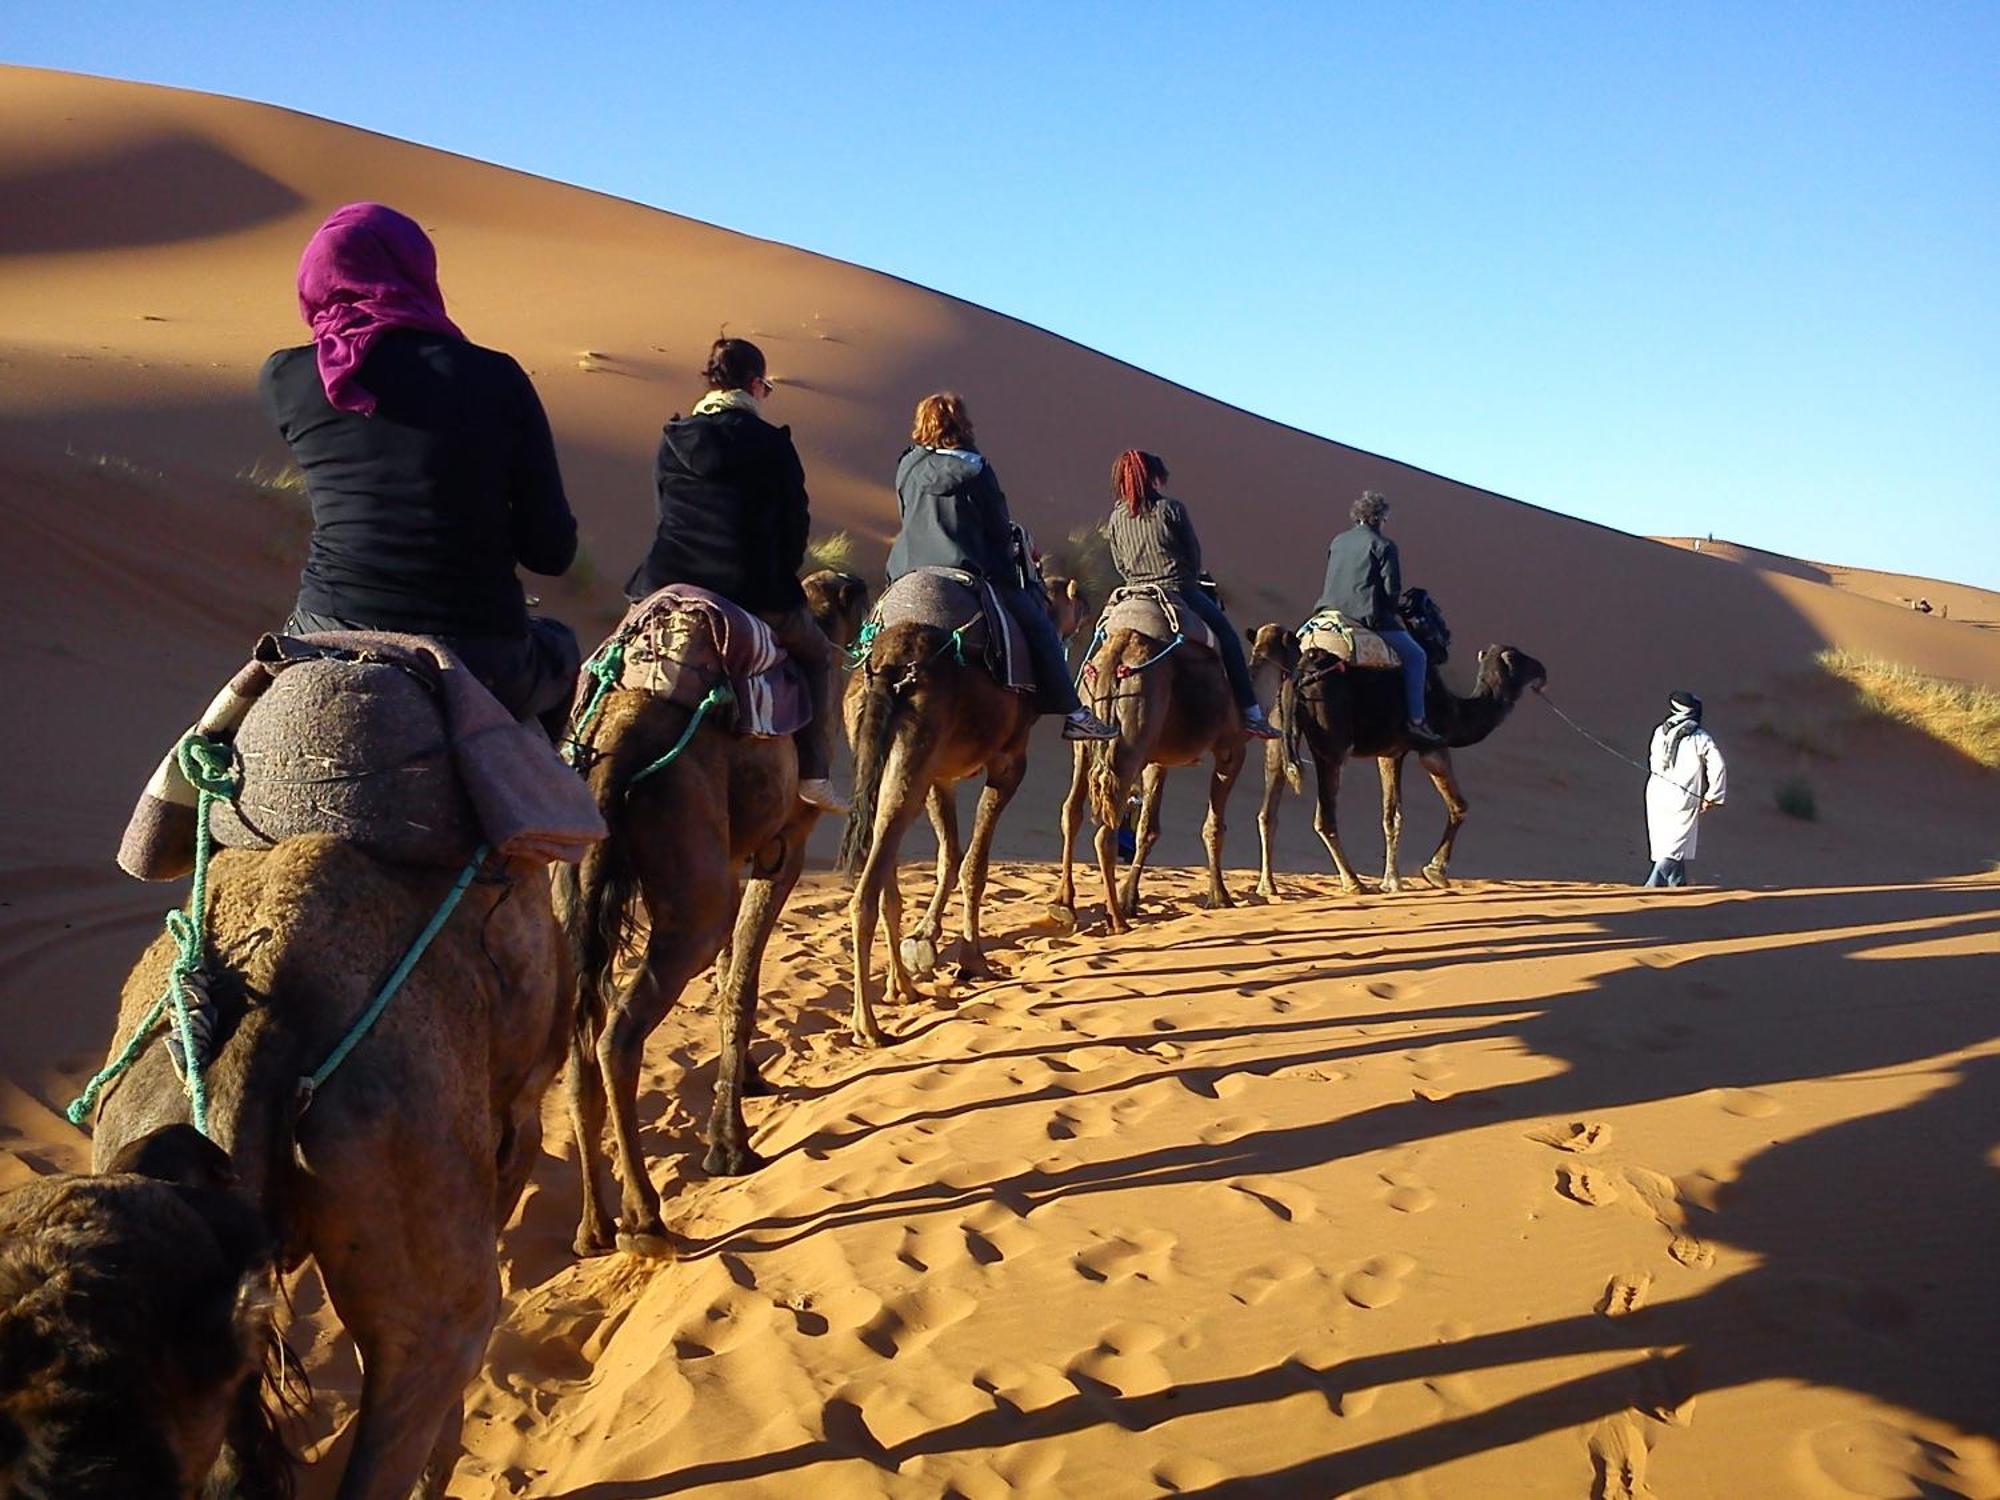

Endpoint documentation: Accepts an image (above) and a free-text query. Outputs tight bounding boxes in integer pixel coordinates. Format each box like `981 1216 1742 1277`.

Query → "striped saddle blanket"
867 568 1031 693
1097 585 1219 653
599 585 810 737
1299 610 1401 669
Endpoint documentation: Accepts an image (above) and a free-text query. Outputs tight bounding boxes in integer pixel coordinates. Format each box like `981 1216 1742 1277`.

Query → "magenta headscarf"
296 202 464 415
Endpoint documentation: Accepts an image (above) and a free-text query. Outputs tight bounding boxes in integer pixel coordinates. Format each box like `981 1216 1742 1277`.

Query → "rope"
295 843 490 1112
563 637 629 768
844 616 881 670
66 734 238 1135
1533 688 1719 805
626 684 734 789
1116 633 1184 681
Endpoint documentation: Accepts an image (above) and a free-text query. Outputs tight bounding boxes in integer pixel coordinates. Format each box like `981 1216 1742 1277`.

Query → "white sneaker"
1063 709 1119 741
798 778 849 814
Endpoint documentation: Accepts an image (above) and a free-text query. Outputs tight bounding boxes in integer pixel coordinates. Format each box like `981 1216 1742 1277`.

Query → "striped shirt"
1104 496 1203 590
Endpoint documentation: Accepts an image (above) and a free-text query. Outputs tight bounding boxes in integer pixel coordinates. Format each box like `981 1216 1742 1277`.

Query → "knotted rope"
627 683 735 790
564 636 629 769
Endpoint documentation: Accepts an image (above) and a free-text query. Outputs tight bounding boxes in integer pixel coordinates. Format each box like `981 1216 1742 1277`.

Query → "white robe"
1645 722 1727 861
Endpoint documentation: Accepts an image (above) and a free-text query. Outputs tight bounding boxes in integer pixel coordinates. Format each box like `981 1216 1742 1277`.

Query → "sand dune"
1653 537 2000 632
3 64 1998 1499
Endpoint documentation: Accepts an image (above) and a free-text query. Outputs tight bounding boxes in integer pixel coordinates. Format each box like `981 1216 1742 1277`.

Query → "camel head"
1043 572 1088 642
1247 622 1302 674
0 1125 283 1498
1474 645 1548 701
802 569 872 650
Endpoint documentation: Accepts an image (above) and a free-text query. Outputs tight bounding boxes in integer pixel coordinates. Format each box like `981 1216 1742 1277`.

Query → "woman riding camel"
261 202 582 738
1101 449 1279 739
1314 489 1443 746
625 336 845 812
887 392 1116 741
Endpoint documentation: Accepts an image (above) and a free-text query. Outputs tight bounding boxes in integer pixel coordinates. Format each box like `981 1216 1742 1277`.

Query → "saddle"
1299 609 1402 669
866 567 1033 693
593 585 811 738
1096 585 1220 653
118 632 606 879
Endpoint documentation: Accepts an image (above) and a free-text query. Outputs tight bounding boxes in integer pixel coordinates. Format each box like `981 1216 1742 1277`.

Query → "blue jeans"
1374 626 1429 723
995 584 1083 716
1645 857 1687 887
1178 589 1258 710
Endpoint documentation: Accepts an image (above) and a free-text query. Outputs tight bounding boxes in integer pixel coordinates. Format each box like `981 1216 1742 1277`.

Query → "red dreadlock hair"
1111 449 1168 516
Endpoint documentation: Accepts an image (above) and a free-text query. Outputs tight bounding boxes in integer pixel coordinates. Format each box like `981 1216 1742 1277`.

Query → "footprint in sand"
1340 1253 1418 1310
1152 1455 1230 1492
1198 1114 1266 1146
960 1199 1037 1265
1230 1252 1317 1307
1805 1418 1970 1498
1379 1168 1437 1214
972 1358 1077 1417
1588 1413 1657 1499
1068 1320 1174 1396
1073 1229 1178 1285
1668 1236 1715 1269
1599 1272 1653 1318
1228 1175 1318 1224
857 1285 978 1359
1365 981 1401 1001
1718 1086 1781 1118
1557 1164 1621 1207
1407 1049 1455 1083
1533 1120 1614 1154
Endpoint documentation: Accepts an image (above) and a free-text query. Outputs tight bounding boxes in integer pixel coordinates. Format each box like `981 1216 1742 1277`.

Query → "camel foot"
614 1230 676 1260
1381 877 1404 894
703 1140 768 1177
1044 901 1078 935
1338 880 1370 897
953 947 995 981
851 1018 890 1048
900 934 940 975
1421 864 1452 889
1254 881 1279 902
573 1228 616 1259
1197 888 1235 911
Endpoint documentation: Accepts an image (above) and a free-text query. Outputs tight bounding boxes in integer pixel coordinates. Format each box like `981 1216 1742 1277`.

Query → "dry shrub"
1816 649 2000 770
802 530 863 578
1774 773 1818 820
1041 524 1117 614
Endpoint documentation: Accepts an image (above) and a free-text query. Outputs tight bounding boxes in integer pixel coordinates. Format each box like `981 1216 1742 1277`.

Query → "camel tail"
559 712 662 1033
1082 631 1136 829
838 665 903 876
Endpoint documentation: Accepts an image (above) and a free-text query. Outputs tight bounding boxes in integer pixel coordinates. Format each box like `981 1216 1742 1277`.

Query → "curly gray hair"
1351 490 1390 526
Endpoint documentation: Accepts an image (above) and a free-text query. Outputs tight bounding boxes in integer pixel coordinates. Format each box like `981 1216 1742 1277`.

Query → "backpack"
1398 588 1452 665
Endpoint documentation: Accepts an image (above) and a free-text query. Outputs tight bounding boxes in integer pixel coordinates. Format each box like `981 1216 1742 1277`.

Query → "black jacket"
886 446 1018 582
625 406 810 612
1315 522 1403 628
260 330 576 637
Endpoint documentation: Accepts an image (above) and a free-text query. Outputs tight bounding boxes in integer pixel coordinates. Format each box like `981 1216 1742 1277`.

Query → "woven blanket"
118 632 606 880
1299 610 1402 669
869 568 1030 693
599 585 810 738
1097 585 1220 653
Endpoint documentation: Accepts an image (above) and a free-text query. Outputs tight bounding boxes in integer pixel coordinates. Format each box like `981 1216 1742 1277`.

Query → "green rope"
564 639 628 768
66 734 237 1135
295 842 490 1110
626 684 734 789
844 616 881 670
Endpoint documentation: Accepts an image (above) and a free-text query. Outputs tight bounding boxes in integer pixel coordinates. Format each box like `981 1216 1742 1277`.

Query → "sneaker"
1405 719 1446 748
1243 706 1281 741
797 778 850 814
1063 709 1119 741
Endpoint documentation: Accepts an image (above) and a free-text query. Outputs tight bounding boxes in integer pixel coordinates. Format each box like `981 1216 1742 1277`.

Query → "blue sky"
9 1 1997 586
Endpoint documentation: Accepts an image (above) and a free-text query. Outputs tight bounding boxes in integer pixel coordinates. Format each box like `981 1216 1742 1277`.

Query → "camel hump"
1300 610 1403 669
1097 586 1220 653
869 569 1034 693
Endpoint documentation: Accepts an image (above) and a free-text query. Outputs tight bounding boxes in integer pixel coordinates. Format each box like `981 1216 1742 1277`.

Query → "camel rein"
1531 687 1718 803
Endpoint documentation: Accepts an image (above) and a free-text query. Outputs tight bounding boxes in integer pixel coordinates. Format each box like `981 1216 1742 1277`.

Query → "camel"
838 573 1088 1046
1268 638 1548 894
1051 617 1299 933
58 833 569 1499
558 569 869 1256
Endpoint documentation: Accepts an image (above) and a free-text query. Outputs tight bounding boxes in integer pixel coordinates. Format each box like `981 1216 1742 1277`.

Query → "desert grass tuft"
238 458 307 497
1816 649 2000 770
802 530 863 578
1774 773 1818 820
1042 524 1118 614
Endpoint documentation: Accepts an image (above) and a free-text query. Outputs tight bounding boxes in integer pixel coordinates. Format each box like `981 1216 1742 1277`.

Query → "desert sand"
3 65 1997 1498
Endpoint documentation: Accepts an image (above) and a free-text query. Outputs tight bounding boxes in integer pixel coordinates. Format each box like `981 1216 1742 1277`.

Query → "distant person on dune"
887 392 1116 741
624 336 844 813
261 201 581 738
1314 490 1442 745
1644 690 1727 887
1101 449 1278 739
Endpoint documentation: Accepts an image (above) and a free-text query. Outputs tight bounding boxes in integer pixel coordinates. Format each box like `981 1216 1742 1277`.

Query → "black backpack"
1398 587 1452 664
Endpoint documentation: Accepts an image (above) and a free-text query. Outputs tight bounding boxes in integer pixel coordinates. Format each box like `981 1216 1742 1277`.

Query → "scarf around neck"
296 203 463 416
1659 709 1702 768
691 388 763 417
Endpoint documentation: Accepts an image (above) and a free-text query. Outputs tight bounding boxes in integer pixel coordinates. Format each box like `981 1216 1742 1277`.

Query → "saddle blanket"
868 567 1031 693
1097 585 1220 653
118 632 607 880
1299 610 1401 669
600 585 811 739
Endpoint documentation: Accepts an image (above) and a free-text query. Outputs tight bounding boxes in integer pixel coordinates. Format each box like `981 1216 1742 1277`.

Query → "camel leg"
903 783 961 976
1048 743 1090 931
1379 753 1406 892
304 1119 500 1500
1313 752 1368 895
1418 747 1468 887
565 1015 618 1257
954 755 1026 977
1255 739 1285 900
1118 762 1168 918
1199 742 1244 909
849 796 922 1047
602 914 726 1247
707 816 811 1176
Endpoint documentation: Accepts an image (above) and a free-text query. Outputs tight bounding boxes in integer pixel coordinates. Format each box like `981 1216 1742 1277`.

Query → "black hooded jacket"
625 405 810 611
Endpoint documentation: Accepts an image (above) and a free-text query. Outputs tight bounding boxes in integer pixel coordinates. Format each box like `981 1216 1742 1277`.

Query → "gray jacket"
886 445 1018 582
1314 522 1402 628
